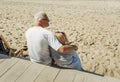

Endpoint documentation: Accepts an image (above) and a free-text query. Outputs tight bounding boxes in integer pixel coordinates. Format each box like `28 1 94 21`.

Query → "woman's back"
49 32 82 70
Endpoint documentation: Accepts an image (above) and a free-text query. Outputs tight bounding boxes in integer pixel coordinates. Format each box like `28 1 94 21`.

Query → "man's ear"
38 20 42 25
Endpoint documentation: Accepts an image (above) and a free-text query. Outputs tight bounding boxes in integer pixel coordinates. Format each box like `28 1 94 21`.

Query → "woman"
49 31 82 71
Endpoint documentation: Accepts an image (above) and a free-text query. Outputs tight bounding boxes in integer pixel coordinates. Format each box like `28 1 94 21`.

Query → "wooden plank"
0 58 19 77
54 69 77 82
74 71 85 82
0 58 5 63
35 66 60 82
84 76 106 82
0 54 119 82
105 76 120 82
76 71 106 82
0 59 31 82
16 63 46 82
0 59 4 63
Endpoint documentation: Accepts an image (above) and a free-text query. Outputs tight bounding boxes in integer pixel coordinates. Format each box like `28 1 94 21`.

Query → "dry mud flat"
0 0 120 79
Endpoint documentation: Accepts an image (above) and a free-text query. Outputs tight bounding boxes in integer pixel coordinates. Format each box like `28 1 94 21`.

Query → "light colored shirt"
49 46 81 69
25 26 62 65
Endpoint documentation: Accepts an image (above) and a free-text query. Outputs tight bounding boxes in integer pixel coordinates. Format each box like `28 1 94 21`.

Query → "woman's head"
55 32 69 45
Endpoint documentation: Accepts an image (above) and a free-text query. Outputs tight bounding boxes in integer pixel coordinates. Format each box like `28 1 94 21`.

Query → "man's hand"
71 45 78 51
58 45 78 54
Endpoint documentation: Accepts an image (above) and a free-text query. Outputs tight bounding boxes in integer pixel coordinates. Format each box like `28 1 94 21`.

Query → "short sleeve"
46 33 62 51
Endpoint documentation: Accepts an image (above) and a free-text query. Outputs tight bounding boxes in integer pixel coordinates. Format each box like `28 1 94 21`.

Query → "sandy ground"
0 0 120 79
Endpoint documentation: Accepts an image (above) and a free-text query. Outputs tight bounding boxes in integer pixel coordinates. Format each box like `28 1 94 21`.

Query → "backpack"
0 38 9 55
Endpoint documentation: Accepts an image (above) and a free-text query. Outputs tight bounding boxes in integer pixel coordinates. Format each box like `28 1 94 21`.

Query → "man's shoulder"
42 28 53 35
25 26 54 36
26 26 42 33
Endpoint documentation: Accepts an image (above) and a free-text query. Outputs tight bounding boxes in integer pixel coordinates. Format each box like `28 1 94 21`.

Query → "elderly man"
25 12 80 67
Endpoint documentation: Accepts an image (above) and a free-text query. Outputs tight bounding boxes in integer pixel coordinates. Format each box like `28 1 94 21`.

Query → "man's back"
25 26 51 65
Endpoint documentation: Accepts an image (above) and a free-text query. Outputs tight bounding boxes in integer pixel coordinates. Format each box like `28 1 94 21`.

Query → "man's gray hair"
34 12 46 23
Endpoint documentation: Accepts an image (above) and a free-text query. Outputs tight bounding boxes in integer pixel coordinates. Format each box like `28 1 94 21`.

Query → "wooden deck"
0 54 120 82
